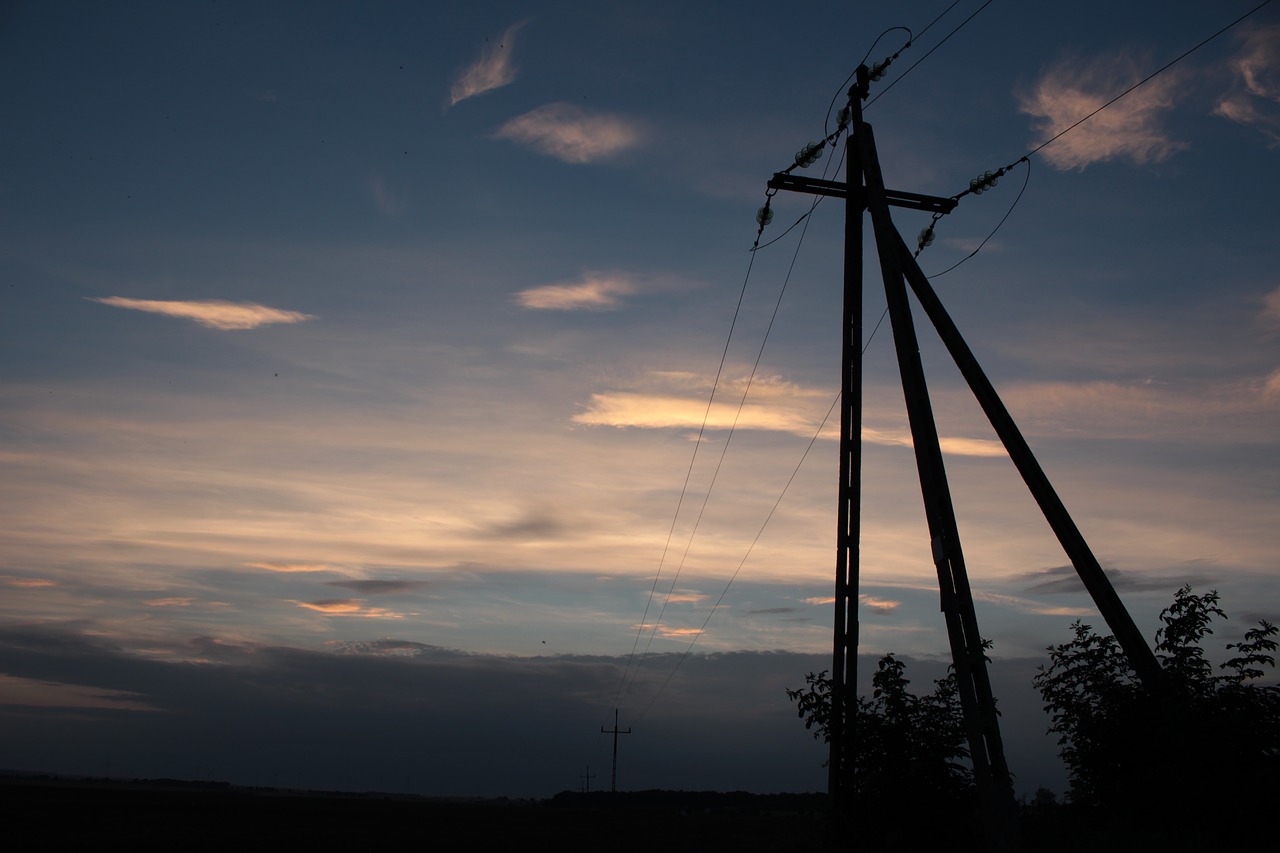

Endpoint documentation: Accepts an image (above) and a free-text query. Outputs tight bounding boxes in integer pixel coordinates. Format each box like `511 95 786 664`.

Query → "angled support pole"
887 231 1165 689
858 118 1019 852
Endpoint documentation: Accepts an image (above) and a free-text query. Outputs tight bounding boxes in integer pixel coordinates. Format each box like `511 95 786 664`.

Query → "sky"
1 0 1278 800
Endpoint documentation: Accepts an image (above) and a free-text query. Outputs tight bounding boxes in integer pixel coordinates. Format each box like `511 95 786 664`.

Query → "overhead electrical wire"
626 137 850 694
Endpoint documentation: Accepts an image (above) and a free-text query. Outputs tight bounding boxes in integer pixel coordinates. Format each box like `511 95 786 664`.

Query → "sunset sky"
2 0 1278 798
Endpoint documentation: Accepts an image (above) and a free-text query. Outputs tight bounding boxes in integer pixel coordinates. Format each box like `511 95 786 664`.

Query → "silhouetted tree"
788 654 978 848
1034 586 1279 825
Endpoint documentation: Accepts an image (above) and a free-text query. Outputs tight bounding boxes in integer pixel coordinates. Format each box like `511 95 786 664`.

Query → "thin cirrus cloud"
515 274 636 310
448 20 528 107
292 598 404 619
574 388 1008 457
1019 51 1187 170
90 297 314 330
494 103 643 163
1214 23 1280 144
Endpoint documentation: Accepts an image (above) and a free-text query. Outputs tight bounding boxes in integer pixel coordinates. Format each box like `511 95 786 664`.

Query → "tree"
788 655 978 847
1034 586 1279 822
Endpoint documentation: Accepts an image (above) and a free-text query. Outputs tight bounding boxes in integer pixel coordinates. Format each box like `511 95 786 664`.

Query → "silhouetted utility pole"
600 708 630 793
580 765 595 793
768 63 1163 853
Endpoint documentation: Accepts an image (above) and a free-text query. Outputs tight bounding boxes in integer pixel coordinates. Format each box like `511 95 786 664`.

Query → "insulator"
837 106 852 129
917 226 935 251
794 141 824 168
869 62 887 81
969 170 999 194
756 206 774 227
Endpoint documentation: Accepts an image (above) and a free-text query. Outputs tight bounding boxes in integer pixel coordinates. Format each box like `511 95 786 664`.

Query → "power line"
866 0 994 109
1024 0 1276 163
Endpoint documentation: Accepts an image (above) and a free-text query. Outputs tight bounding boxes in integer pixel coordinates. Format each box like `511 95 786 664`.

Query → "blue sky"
2 0 1278 798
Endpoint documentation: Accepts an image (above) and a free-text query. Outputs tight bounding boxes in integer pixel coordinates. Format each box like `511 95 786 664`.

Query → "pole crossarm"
766 173 958 214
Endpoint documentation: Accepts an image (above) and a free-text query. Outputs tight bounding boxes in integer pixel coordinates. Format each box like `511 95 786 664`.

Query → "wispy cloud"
573 391 819 434
515 274 636 310
245 562 343 574
574 373 1008 457
91 297 314 330
1019 52 1187 170
860 595 901 614
370 176 407 217
292 598 405 619
0 575 56 588
1215 23 1280 145
326 579 429 595
448 20 528 107
1261 286 1280 331
494 103 643 163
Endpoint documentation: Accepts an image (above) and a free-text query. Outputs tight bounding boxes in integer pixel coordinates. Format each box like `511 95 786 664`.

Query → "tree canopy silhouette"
788 654 979 848
1034 586 1279 823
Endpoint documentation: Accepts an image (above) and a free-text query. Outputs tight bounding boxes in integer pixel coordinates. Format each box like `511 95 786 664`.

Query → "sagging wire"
928 158 1032 279
913 155 1030 265
631 139 849 682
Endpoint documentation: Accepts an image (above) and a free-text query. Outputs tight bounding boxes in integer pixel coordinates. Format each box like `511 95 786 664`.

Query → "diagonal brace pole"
887 232 1165 690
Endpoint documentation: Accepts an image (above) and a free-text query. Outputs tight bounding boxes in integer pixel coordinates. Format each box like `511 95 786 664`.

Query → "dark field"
5 775 1264 851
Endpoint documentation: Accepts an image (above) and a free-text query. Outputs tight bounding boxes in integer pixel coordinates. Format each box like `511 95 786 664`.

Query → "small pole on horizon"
600 708 631 793
580 765 595 793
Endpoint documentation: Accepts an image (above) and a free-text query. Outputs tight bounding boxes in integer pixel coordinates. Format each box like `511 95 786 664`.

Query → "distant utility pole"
600 708 631 793
579 765 595 793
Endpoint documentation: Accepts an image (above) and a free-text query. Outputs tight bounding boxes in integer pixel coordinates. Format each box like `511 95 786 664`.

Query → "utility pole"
768 61 1165 852
600 708 631 793
580 765 595 793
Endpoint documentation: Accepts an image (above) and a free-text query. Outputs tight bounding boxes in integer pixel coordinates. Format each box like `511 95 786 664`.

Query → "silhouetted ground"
5 774 1266 851
2 775 827 852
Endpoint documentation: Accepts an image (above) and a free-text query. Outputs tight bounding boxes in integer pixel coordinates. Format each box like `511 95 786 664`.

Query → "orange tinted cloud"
495 103 643 163
449 20 528 107
91 297 314 330
1020 52 1186 170
515 275 635 310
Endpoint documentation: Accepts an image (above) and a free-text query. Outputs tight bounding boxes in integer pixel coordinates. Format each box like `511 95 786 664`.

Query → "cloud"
999 377 1279 440
515 274 636 310
0 576 56 588
144 597 195 607
1214 24 1280 144
370 176 407 217
1018 564 1212 596
245 562 342 574
1019 52 1187 170
90 297 314 330
494 103 643 163
292 598 405 619
860 595 901 615
573 391 819 434
1261 286 1280 331
326 579 429 595
574 388 1009 457
0 674 160 712
448 20 528 107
